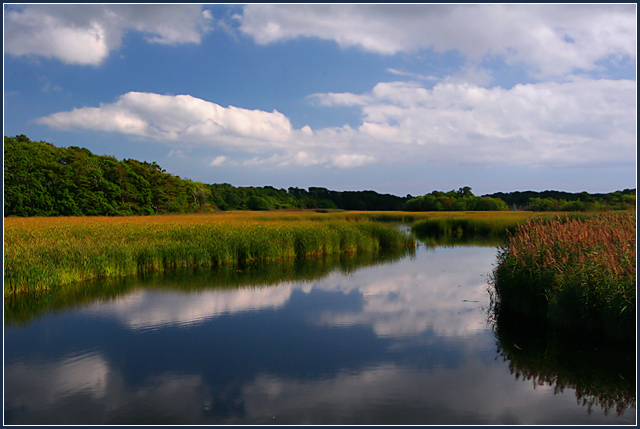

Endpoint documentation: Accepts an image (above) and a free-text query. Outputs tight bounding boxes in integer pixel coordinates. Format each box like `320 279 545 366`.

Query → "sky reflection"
80 246 497 338
4 245 635 425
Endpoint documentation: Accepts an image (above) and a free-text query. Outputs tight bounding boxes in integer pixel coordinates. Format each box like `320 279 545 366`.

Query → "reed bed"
411 211 545 240
4 213 414 295
490 213 636 340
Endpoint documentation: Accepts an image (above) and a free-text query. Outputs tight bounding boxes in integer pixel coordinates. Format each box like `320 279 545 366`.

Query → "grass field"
4 211 415 295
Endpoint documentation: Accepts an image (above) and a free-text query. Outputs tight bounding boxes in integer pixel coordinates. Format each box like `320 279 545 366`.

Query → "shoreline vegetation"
5 210 548 296
4 212 416 296
490 212 636 342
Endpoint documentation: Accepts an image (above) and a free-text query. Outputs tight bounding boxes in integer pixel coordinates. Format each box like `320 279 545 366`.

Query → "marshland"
4 135 636 424
4 208 636 424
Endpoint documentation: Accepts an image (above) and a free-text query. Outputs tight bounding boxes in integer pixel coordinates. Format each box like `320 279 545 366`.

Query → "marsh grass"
490 212 636 340
4 213 414 295
411 211 545 240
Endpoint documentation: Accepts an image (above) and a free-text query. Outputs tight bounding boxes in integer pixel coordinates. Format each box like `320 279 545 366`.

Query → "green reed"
411 211 543 240
4 215 414 295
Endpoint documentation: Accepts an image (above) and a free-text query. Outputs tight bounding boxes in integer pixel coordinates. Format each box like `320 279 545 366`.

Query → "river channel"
4 239 636 425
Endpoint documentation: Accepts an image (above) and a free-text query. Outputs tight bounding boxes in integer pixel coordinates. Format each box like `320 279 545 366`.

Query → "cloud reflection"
238 360 620 425
5 351 216 424
84 246 497 338
310 246 497 337
5 246 634 425
89 284 295 331
5 352 109 409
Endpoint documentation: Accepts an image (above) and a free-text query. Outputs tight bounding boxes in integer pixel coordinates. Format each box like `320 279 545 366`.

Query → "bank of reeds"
490 213 636 341
4 214 414 295
411 211 544 240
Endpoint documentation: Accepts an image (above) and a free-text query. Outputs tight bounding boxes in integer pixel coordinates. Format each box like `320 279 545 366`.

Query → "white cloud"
4 4 211 65
202 9 213 21
330 153 377 169
210 155 228 166
36 74 635 171
308 92 373 107
386 68 439 81
314 77 637 167
36 92 294 150
240 4 636 78
34 92 372 170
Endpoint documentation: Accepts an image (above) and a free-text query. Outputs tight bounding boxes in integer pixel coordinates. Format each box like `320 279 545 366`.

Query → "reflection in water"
4 244 636 425
4 248 412 327
492 315 636 417
96 285 296 332
6 352 109 404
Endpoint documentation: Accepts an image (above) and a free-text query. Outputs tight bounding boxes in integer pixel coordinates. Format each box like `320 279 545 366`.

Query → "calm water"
4 244 636 425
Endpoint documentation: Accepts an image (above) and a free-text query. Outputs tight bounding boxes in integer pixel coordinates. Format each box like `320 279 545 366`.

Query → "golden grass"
4 212 414 295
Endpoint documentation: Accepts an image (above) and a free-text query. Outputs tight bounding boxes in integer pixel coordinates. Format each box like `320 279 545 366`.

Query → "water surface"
4 244 635 425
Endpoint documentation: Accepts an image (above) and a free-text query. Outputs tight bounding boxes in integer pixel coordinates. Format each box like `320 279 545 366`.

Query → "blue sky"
3 4 637 196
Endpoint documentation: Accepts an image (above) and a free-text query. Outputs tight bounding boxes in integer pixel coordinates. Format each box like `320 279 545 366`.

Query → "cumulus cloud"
36 74 635 171
34 92 376 170
308 92 373 107
386 68 439 81
4 4 211 65
316 77 637 167
210 155 228 166
36 92 294 149
240 4 636 78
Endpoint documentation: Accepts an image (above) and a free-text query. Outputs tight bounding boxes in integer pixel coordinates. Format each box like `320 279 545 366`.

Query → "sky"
3 4 637 196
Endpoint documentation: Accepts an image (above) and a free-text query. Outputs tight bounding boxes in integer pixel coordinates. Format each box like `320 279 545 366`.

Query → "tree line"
486 189 636 211
3 135 635 216
404 186 508 211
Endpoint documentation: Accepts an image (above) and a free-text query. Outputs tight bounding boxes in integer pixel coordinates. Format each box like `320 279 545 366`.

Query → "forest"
3 135 636 216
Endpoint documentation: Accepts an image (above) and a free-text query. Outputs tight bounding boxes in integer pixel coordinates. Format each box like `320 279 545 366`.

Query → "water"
4 244 635 425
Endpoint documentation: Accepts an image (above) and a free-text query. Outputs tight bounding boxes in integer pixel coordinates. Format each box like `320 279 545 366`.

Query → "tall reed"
4 214 414 295
490 213 636 340
411 211 544 240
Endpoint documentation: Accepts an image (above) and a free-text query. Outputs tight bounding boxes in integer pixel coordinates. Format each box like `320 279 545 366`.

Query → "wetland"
4 226 635 425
